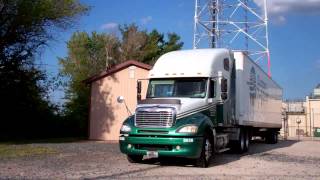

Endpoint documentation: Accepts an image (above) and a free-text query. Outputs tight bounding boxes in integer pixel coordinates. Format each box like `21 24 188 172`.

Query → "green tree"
119 24 148 62
140 29 164 64
0 0 88 62
162 33 184 54
119 24 184 64
0 0 89 139
141 31 184 64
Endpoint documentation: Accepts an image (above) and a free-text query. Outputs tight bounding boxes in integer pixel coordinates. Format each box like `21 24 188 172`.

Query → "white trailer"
234 52 282 129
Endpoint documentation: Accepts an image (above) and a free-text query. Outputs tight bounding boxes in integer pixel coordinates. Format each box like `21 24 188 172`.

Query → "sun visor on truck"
138 99 181 105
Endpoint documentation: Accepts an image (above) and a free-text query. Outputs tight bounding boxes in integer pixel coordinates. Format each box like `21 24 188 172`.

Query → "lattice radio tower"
193 0 271 77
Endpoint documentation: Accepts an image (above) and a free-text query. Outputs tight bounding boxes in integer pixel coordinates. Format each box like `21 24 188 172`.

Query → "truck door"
208 78 217 125
216 57 236 126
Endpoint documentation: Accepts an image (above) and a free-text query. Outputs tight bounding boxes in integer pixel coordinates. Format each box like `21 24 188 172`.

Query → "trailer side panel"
234 52 282 128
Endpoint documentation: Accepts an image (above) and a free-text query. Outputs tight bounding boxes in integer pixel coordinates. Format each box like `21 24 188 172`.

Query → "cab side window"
221 78 228 100
224 58 229 71
209 79 216 98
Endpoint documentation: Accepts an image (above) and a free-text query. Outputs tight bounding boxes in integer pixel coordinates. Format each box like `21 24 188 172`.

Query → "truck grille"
135 107 176 128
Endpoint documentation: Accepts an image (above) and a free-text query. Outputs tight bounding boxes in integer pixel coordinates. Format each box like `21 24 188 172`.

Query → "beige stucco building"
85 60 151 140
305 97 320 136
282 85 320 138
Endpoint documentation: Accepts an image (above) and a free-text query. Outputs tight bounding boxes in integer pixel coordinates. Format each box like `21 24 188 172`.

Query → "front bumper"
119 135 203 159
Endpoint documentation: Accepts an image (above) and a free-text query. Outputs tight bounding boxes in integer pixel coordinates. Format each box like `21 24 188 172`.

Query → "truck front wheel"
195 134 213 168
127 155 143 163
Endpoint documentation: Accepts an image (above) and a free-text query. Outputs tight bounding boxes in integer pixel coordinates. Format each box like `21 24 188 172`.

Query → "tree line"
0 0 183 140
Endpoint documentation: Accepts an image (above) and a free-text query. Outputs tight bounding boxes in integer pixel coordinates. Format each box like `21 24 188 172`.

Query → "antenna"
193 0 271 77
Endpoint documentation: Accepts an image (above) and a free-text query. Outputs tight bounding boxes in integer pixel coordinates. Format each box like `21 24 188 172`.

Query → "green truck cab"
119 49 282 167
120 108 214 167
119 78 216 167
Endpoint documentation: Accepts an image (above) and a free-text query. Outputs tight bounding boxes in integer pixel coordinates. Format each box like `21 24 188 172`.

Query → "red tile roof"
83 60 152 84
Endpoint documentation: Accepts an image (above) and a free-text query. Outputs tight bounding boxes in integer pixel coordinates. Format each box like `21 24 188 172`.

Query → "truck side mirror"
221 92 228 100
221 78 228 100
117 96 124 103
137 81 142 101
221 78 228 93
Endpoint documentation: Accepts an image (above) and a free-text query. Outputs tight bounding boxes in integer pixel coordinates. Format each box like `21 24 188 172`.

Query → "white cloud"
101 22 118 30
273 15 286 25
254 0 320 23
140 16 152 25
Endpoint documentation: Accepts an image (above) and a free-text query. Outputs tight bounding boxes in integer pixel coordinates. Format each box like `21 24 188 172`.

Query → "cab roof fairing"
148 49 232 79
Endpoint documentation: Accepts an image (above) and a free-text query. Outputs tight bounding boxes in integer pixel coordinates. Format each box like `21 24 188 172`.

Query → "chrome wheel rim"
240 134 244 150
245 134 249 149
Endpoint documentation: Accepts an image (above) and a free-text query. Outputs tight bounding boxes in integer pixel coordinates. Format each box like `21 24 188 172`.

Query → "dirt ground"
0 140 320 179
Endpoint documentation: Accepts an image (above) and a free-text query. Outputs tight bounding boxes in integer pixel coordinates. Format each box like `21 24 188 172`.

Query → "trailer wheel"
266 131 278 144
244 130 250 152
127 155 143 163
274 133 278 143
195 133 213 168
233 128 246 153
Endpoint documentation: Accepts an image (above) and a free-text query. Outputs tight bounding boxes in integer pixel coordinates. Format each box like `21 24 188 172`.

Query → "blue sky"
42 0 320 103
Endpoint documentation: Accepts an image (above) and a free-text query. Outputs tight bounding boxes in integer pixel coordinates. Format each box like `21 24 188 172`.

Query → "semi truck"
119 48 282 167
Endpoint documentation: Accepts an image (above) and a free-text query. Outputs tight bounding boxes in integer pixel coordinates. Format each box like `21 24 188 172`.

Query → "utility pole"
284 112 288 140
308 96 312 137
312 108 315 140
296 118 301 141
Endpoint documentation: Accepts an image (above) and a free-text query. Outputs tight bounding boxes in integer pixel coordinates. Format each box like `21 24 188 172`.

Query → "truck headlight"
120 124 131 133
177 125 198 133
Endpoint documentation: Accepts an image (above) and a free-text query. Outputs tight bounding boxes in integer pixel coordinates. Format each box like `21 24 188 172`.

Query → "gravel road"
0 140 320 179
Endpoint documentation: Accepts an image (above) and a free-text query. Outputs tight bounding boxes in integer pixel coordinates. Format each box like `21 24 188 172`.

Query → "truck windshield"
147 78 207 98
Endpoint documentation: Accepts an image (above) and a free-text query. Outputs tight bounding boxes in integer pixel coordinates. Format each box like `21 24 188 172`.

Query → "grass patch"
0 144 58 158
0 137 86 144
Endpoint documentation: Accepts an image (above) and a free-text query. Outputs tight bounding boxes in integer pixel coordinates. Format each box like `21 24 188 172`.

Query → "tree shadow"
0 137 87 145
88 165 163 180
88 77 117 140
210 139 298 167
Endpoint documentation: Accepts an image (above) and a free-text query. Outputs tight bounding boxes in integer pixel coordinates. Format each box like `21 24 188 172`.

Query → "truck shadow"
89 165 163 179
210 139 298 167
139 140 298 168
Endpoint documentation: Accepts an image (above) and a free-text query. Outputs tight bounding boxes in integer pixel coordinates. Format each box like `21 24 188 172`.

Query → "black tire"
195 133 213 168
127 155 143 163
243 129 250 152
274 133 278 143
266 131 278 144
233 128 246 153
